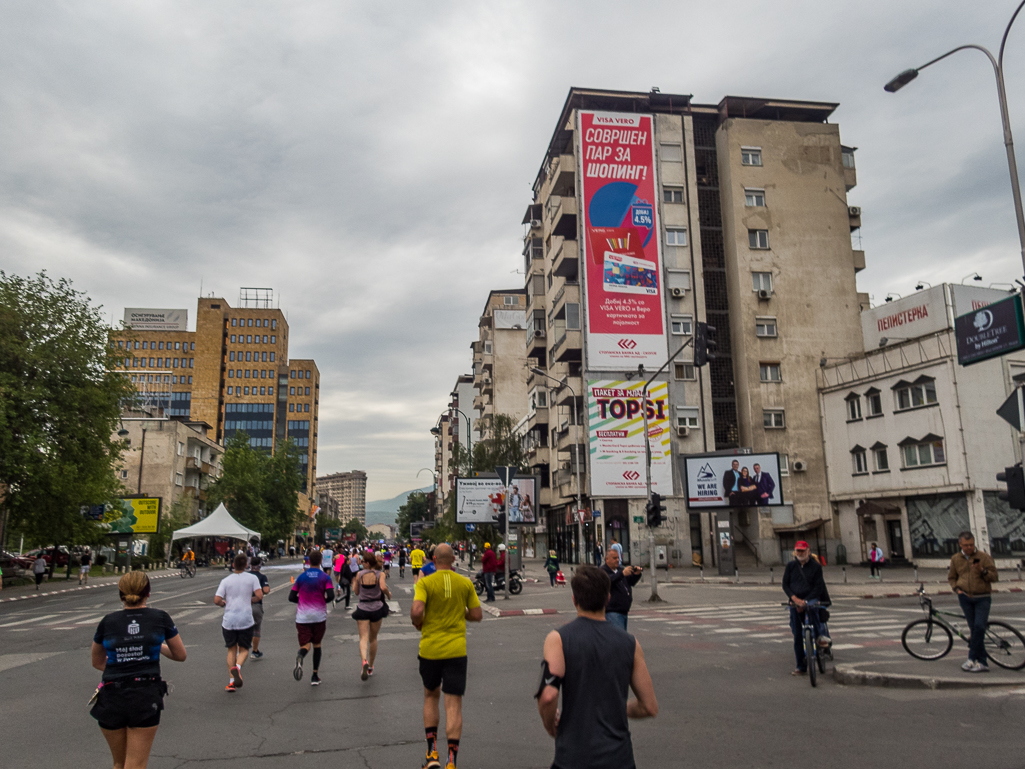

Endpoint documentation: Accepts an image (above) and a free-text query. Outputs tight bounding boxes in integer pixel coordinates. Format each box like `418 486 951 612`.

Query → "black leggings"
549 571 557 586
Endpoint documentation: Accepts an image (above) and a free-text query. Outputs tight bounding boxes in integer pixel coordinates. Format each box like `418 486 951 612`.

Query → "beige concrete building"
112 290 321 518
432 413 455 518
472 290 529 433
520 88 864 567
315 470 367 526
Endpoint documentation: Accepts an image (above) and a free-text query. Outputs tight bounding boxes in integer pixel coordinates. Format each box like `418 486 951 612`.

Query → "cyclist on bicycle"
783 540 831 676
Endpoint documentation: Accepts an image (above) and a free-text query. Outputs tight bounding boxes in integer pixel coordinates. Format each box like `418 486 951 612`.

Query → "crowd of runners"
86 538 659 769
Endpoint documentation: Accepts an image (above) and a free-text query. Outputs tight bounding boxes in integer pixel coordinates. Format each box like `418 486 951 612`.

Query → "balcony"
853 250 865 273
556 423 585 452
522 236 543 261
551 329 582 363
185 456 215 475
552 240 579 279
526 326 546 358
548 154 576 197
182 486 208 501
546 196 578 240
552 281 579 313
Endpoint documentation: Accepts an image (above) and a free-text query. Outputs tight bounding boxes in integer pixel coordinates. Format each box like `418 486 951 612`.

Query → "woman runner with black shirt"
90 571 187 769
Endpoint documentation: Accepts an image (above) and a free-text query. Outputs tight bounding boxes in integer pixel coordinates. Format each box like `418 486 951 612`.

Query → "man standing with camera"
948 530 998 673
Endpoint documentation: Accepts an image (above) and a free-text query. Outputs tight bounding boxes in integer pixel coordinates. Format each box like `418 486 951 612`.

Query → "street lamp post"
885 0 1025 274
530 367 585 566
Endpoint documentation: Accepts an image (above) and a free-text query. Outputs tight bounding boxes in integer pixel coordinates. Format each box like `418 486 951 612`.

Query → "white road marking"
0 652 64 673
0 615 58 628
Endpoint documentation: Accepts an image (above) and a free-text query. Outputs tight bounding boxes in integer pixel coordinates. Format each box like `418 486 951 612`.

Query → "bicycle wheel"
179 565 187 579
984 621 1025 670
901 618 953 660
805 627 817 687
816 641 827 675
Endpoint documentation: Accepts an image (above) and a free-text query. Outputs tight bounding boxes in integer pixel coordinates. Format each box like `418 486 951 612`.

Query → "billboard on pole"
456 477 539 524
587 380 672 496
579 111 667 371
104 497 161 534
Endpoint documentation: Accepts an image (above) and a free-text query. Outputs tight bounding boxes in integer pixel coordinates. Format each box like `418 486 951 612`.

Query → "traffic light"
997 464 1025 510
694 322 717 367
646 492 667 528
495 512 507 530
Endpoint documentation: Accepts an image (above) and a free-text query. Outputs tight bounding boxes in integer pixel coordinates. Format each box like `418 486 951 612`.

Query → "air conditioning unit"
676 425 690 437
530 219 542 228
670 287 685 298
482 377 491 384
534 329 544 338
792 459 807 472
848 206 861 217
757 289 772 300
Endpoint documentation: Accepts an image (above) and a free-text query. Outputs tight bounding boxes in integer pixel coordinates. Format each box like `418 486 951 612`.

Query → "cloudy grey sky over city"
3 1 1024 499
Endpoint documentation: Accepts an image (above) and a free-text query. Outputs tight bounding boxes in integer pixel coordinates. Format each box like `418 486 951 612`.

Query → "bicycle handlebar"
781 599 831 607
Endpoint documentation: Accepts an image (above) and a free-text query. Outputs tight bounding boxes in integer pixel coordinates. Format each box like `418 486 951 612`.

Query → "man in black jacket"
601 549 643 630
782 541 831 676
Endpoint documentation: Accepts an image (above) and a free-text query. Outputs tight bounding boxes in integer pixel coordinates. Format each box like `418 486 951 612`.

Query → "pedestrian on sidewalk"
536 565 658 769
79 548 92 585
289 549 335 686
481 543 497 602
868 542 884 579
214 553 263 692
545 550 560 587
33 554 46 590
602 549 642 630
90 571 187 769
410 543 482 768
948 530 998 673
353 551 391 681
249 558 271 659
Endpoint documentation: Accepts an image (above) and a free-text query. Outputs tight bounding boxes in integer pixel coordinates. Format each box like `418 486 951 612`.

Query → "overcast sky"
3 1 1025 500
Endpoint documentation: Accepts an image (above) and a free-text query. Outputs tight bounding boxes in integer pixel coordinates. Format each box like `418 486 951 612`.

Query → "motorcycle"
473 567 523 596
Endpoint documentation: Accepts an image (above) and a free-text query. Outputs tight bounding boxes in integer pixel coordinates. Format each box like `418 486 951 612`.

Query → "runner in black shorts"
215 553 264 692
352 551 392 680
90 571 187 768
289 550 334 686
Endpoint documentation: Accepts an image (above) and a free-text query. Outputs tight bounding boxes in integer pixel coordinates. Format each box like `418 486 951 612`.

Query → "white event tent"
171 503 260 543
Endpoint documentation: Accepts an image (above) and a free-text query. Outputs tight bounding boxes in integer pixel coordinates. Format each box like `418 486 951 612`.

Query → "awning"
772 517 830 533
171 503 260 542
856 500 901 517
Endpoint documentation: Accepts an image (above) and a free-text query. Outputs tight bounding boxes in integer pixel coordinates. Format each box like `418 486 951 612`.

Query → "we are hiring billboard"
682 454 783 509
456 476 539 524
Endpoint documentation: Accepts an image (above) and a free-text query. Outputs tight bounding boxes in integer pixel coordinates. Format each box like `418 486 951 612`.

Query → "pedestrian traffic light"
645 492 666 527
997 464 1025 510
694 322 717 367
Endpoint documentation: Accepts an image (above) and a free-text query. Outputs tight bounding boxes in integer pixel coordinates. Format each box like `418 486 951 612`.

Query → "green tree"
343 517 368 542
396 491 431 540
470 414 526 475
205 432 268 533
262 438 304 545
147 494 194 563
0 272 135 559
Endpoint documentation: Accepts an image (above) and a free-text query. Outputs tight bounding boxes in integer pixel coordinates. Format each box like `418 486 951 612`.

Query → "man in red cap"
782 541 830 676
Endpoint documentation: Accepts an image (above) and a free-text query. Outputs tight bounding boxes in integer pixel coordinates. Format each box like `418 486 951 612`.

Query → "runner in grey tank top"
536 565 658 769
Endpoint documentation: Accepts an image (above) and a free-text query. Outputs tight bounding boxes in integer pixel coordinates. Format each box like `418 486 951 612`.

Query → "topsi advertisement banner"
579 111 668 371
587 380 672 496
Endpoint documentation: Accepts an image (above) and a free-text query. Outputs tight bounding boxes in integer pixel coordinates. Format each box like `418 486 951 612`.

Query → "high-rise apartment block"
472 290 529 433
511 88 864 566
316 470 367 527
112 289 321 513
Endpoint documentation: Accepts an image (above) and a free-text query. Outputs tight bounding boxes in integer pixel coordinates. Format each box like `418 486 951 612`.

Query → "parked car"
1 550 33 572
23 547 70 567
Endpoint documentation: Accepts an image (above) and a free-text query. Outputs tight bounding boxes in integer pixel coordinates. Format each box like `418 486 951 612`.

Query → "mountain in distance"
365 486 433 527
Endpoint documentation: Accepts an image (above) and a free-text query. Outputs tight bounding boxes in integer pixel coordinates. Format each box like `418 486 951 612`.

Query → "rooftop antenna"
199 277 203 298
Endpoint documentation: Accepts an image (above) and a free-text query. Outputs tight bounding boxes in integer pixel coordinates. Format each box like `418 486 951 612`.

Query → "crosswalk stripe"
0 615 58 628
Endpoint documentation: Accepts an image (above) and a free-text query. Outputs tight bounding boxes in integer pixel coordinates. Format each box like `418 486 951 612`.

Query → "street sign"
955 292 1025 366
997 387 1025 431
465 523 476 532
495 466 517 486
633 516 644 524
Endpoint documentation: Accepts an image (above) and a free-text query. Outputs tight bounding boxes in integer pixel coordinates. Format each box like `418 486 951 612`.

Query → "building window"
901 438 945 468
175 473 184 486
895 379 937 411
665 228 688 247
190 342 194 351
305 404 310 412
259 387 265 395
846 395 862 421
660 144 682 162
566 303 581 330
866 390 883 417
232 318 237 326
745 188 766 207
270 352 275 362
873 446 889 472
741 147 762 166
289 404 295 412
759 363 781 382
177 441 184 455
227 386 233 394
290 370 295 379
663 188 684 204
290 386 295 395
755 317 777 337
763 409 785 429
671 315 693 335
676 406 700 428
142 341 148 350
752 272 773 293
268 386 274 395
229 351 235 361
484 341 493 354
842 148 856 169
188 376 192 383
305 387 310 395
674 362 696 381
748 229 769 249
504 295 517 305
779 454 790 476
271 319 276 329
852 448 868 475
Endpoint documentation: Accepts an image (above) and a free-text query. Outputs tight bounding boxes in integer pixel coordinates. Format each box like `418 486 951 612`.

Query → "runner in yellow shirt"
411 543 482 769
410 545 426 583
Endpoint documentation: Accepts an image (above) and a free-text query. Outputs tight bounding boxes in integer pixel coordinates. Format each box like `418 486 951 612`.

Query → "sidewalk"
1 566 182 603
834 658 1025 689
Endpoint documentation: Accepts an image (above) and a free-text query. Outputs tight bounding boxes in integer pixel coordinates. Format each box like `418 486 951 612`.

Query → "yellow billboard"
104 497 161 534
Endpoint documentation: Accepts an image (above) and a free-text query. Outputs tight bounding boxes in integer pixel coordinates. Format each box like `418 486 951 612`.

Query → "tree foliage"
396 491 431 540
205 433 304 546
342 517 368 542
0 272 135 550
469 413 526 476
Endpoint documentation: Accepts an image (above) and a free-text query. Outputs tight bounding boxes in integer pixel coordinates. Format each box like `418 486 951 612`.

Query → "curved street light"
417 467 439 519
885 0 1025 273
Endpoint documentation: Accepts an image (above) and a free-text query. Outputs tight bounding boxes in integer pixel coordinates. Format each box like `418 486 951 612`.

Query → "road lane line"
0 615 59 628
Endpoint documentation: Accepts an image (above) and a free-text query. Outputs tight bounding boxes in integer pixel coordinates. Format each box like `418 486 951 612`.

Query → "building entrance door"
887 519 905 559
604 499 630 566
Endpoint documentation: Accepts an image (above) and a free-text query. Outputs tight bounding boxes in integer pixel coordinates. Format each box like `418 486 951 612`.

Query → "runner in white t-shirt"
322 547 334 573
214 553 265 692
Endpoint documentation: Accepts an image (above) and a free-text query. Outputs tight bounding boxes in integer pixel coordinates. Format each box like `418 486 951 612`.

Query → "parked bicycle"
901 585 1025 670
782 599 832 687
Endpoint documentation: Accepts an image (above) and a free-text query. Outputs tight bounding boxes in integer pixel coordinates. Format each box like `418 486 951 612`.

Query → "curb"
0 569 180 603
853 587 1025 600
833 663 1024 690
481 605 560 618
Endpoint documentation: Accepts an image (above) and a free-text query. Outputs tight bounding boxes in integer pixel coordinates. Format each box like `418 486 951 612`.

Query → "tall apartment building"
431 375 481 516
472 290 529 434
523 88 864 566
450 374 481 449
112 290 321 514
315 470 368 526
432 412 455 517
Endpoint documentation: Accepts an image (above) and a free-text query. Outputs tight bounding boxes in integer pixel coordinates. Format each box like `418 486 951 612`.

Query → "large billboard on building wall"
578 111 667 371
587 380 672 496
123 308 188 331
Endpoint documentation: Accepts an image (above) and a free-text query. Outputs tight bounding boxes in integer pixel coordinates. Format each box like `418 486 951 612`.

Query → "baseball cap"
795 540 810 550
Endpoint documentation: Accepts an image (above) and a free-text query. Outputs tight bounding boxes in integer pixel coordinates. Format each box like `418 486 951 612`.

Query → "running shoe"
367 665 374 677
225 682 236 692
961 658 975 671
230 665 243 689
361 660 370 681
791 669 806 676
969 661 990 673
251 650 263 659
422 751 441 769
310 672 321 686
294 652 304 681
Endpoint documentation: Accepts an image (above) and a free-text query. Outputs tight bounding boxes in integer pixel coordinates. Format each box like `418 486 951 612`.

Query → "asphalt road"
4 565 1025 769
